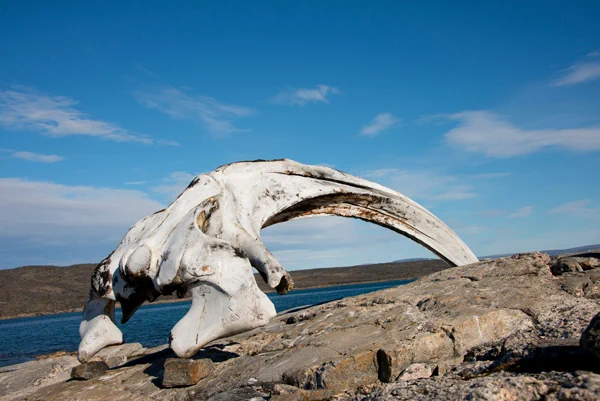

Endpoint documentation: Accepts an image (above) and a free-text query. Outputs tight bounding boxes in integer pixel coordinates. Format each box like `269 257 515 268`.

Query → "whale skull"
79 159 478 362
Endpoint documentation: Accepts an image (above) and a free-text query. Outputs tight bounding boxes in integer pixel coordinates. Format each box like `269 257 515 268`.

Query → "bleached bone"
79 159 478 361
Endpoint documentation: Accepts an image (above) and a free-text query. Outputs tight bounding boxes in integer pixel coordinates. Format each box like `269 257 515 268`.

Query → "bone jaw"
169 280 276 358
78 299 123 362
80 159 479 361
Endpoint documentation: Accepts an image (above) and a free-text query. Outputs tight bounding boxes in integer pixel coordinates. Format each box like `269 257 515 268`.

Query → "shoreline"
0 277 417 322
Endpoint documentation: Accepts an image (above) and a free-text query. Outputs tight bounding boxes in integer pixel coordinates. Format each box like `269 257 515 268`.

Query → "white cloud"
477 210 505 218
136 62 158 77
263 217 356 247
429 185 477 201
262 216 424 270
456 225 484 235
9 151 64 163
363 168 399 178
151 171 198 201
443 110 600 157
0 178 165 268
509 206 535 218
135 86 256 137
270 85 339 106
588 50 600 57
364 168 476 202
0 178 163 242
360 113 400 136
549 200 600 219
0 86 165 144
552 62 600 86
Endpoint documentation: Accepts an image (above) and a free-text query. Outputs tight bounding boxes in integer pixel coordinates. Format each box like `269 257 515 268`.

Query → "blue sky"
1 1 599 269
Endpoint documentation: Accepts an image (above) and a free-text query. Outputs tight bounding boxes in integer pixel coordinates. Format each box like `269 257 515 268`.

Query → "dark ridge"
0 259 447 320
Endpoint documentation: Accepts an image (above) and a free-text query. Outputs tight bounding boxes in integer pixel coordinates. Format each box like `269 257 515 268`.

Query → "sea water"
0 279 413 368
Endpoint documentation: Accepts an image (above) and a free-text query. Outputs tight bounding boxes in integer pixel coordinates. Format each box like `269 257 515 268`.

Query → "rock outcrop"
1 252 599 400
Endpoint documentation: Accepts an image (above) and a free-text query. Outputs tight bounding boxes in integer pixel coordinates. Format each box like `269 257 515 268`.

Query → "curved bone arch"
79 159 478 361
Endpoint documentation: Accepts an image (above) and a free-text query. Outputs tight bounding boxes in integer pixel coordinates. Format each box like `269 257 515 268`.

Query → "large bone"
79 159 478 361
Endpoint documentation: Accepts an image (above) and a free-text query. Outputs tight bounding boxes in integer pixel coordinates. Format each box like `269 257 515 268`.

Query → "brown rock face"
551 257 584 275
581 313 600 360
2 252 599 401
162 358 213 388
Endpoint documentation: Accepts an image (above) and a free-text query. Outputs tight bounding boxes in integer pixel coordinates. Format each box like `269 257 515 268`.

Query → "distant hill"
2 243 598 320
480 243 600 260
0 259 448 320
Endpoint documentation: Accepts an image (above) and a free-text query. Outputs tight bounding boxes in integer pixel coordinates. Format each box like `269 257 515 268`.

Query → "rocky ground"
1 252 599 400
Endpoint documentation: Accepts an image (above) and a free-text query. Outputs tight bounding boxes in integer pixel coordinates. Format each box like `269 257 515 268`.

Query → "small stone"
70 361 109 380
272 384 285 395
103 355 128 368
581 312 600 360
286 316 297 324
397 363 436 381
247 377 258 385
271 383 299 395
207 387 268 401
162 358 213 388
550 258 583 276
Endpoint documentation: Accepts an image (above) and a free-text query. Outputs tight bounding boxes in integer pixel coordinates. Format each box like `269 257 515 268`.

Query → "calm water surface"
0 279 413 368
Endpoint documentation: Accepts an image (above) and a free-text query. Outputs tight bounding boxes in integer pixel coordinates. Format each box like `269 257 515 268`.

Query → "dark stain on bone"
231 246 246 259
91 257 112 297
215 158 288 172
161 250 171 264
274 170 379 194
208 243 228 252
187 177 201 189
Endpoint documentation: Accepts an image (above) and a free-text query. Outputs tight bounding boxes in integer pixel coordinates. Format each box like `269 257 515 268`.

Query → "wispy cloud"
429 185 477 201
125 181 146 185
360 113 401 137
11 151 64 163
443 110 600 157
0 86 165 144
509 206 535 218
456 225 485 235
151 171 199 201
364 168 476 202
474 172 511 179
135 86 256 137
270 85 339 106
549 200 600 219
551 61 600 86
0 178 162 236
477 210 505 218
588 50 600 57
135 62 158 77
0 178 163 268
262 216 402 270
